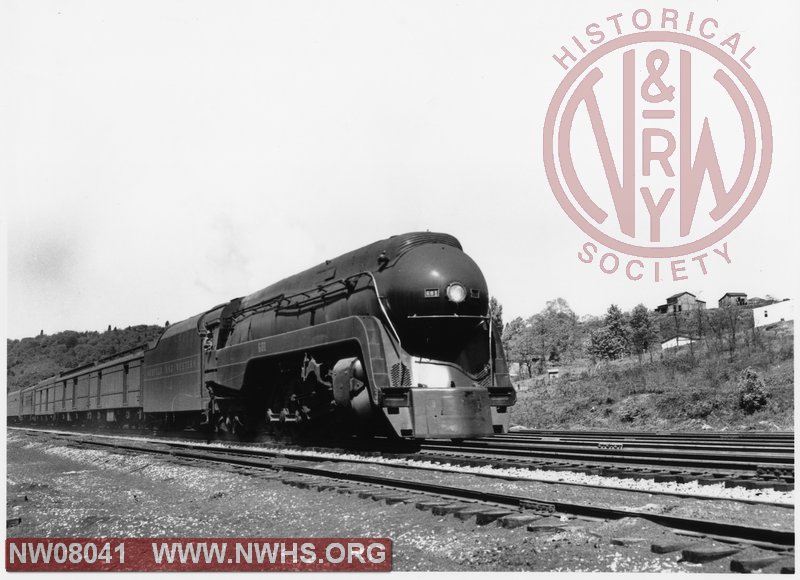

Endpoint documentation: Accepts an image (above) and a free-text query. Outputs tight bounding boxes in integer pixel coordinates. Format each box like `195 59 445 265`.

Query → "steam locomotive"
7 232 515 439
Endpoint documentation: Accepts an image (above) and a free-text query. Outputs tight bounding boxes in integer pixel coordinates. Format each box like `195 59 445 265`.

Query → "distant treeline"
7 325 164 392
502 298 772 377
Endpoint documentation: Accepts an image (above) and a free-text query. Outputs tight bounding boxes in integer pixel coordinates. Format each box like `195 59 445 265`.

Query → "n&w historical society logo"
543 8 772 282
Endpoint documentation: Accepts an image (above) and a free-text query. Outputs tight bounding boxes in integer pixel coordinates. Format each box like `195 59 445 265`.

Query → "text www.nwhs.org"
6 538 392 571
152 540 388 565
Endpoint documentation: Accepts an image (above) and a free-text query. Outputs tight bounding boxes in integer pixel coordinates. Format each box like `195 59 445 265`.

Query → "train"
6 232 516 439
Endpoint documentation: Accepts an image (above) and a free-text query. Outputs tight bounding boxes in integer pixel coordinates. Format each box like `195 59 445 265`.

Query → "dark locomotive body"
7 232 515 439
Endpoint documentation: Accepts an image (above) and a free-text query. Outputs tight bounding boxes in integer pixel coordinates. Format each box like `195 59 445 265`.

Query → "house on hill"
719 292 748 308
656 292 706 314
754 299 794 328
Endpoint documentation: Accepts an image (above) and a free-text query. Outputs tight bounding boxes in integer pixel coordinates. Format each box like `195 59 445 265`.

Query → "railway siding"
7 428 795 573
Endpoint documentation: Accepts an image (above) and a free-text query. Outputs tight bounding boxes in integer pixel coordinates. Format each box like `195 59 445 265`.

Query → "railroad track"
9 430 795 572
507 428 794 443
9 426 793 510
9 425 795 491
15 428 794 573
420 431 795 491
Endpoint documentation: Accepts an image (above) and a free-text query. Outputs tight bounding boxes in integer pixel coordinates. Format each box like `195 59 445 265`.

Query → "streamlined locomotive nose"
382 243 489 320
380 243 490 365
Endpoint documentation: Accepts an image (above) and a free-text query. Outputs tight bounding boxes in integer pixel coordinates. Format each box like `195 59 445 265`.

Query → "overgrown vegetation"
7 325 164 391
508 320 793 431
502 298 779 372
737 367 770 414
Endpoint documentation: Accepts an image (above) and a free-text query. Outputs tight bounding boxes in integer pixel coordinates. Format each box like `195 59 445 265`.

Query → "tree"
629 304 658 363
489 296 503 333
586 304 630 361
691 308 708 351
502 317 537 378
529 312 551 373
587 328 626 362
576 314 603 356
720 303 747 360
7 325 165 391
543 298 579 362
518 298 580 373
605 304 630 348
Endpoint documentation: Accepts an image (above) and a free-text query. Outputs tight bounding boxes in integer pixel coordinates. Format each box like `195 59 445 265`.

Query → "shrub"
687 399 715 419
737 367 769 414
617 399 642 423
702 357 731 389
778 337 793 360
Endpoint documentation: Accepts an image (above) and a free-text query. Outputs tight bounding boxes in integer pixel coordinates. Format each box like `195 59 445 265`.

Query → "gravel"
264 448 794 505
7 429 794 573
168 435 792 506
35 428 792 505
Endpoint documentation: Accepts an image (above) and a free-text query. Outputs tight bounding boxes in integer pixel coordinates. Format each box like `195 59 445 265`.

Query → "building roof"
661 334 697 343
720 292 747 299
666 291 695 300
754 298 793 308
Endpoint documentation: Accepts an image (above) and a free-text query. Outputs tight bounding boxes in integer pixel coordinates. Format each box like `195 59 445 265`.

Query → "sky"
2 0 799 339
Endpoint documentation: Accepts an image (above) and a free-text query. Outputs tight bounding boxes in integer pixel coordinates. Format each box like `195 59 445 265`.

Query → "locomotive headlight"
446 282 467 303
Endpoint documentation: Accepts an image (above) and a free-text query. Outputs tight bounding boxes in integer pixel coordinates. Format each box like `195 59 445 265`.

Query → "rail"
31 431 794 551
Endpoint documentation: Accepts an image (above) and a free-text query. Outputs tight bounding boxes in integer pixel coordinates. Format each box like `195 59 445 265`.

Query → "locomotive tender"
7 232 515 439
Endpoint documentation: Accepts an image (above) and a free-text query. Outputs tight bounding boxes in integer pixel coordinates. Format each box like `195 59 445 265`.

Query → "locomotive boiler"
8 232 516 440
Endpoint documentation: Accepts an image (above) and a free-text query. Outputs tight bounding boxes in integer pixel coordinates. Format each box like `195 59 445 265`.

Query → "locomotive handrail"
231 273 371 320
229 270 403 350
364 271 402 350
488 301 495 388
232 293 287 319
406 314 488 319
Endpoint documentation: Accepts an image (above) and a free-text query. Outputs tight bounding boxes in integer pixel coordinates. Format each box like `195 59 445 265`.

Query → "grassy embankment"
509 321 794 432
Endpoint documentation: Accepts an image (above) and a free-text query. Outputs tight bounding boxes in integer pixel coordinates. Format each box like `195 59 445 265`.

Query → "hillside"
509 321 794 432
7 325 165 392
